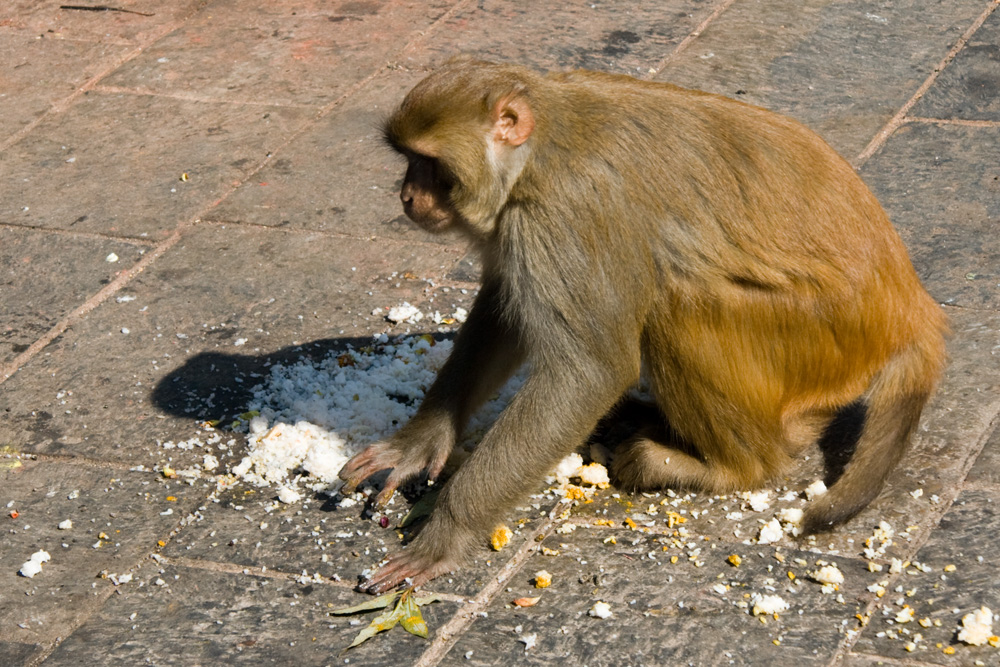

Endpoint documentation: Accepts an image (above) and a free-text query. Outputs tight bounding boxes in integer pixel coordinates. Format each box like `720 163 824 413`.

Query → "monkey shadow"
151 335 381 423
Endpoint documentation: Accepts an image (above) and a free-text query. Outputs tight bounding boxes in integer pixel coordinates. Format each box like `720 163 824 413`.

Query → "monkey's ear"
492 95 535 147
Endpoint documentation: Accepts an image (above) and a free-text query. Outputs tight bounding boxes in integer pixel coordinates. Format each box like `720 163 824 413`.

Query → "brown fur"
339 59 948 592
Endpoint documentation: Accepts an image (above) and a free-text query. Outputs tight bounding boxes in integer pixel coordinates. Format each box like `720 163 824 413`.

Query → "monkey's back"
538 69 946 415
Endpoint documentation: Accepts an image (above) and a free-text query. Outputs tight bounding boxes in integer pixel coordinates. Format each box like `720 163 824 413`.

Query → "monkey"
339 58 948 593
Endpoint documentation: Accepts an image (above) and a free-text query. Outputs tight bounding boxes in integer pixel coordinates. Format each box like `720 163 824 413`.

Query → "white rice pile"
231 334 526 493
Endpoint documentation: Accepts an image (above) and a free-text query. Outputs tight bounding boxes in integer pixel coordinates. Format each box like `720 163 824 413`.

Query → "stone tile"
162 484 557 600
849 489 1000 665
0 0 204 45
861 122 1000 310
0 227 148 364
655 0 989 159
965 424 1000 489
0 224 463 467
0 459 210 645
206 68 449 244
0 34 130 142
41 563 456 666
403 0 717 74
450 527 881 666
913 11 1000 121
0 92 312 239
102 0 458 106
0 642 40 667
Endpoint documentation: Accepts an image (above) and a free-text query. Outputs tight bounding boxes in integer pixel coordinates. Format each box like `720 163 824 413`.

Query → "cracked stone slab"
161 480 562 600
0 0 205 45
0 224 462 469
206 68 449 245
0 34 131 142
449 527 883 666
40 563 457 666
101 0 457 107
965 423 1000 489
402 0 718 74
0 92 312 239
655 0 990 159
0 226 147 365
849 488 1000 665
862 122 1000 310
0 459 210 646
912 10 1000 122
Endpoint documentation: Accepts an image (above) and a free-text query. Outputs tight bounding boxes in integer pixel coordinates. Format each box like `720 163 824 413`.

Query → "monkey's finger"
374 483 398 509
338 446 379 479
363 555 411 593
427 452 449 482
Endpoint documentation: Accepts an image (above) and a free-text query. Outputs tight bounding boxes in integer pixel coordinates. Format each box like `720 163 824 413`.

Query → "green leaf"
399 487 441 528
335 587 442 650
347 604 402 648
399 591 429 639
329 590 399 615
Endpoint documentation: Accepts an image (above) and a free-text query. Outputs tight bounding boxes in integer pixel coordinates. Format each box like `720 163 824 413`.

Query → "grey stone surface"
0 227 148 364
0 224 461 465
654 0 991 159
451 528 879 666
850 489 1000 665
0 459 210 645
1 1 999 666
0 93 313 239
913 10 1000 121
40 564 457 666
862 122 1000 310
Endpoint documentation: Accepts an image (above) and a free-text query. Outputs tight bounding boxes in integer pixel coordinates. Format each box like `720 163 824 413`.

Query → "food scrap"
18 550 51 578
330 588 440 649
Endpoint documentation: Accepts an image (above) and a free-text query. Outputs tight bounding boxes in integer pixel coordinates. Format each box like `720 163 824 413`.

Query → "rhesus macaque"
339 58 948 593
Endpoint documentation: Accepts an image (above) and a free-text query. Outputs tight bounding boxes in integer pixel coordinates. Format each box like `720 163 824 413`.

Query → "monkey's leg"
610 395 792 495
340 279 526 506
363 363 634 592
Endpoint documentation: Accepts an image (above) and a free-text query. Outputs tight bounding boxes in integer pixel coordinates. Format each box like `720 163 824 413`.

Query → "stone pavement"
1 1 999 665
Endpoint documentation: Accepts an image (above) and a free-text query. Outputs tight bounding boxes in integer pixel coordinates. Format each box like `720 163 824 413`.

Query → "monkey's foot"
611 437 717 492
361 550 459 594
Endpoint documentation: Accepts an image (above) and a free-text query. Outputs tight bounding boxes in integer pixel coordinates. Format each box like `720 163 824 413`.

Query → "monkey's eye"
409 154 455 192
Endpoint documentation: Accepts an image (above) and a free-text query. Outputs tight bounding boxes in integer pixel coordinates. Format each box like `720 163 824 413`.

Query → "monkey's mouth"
407 212 454 233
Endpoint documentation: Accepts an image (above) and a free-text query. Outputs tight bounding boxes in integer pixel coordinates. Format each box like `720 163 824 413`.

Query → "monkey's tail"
801 342 943 534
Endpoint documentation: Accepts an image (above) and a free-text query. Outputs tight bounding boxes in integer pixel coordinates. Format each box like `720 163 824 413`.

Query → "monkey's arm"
339 279 525 506
362 358 633 592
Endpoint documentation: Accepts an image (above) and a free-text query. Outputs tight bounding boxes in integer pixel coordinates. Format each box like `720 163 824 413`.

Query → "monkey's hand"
338 418 455 508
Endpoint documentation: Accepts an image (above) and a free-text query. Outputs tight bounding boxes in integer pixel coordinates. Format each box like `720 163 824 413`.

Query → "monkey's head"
383 59 538 239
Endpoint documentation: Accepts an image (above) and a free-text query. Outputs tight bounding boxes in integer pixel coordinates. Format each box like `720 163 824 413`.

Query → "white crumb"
957 606 994 646
19 550 51 578
776 507 804 536
387 302 423 324
551 453 584 482
741 490 771 512
751 594 789 616
277 486 302 504
57 520 73 530
577 462 610 488
804 480 827 500
589 601 613 619
757 518 783 544
812 564 844 586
